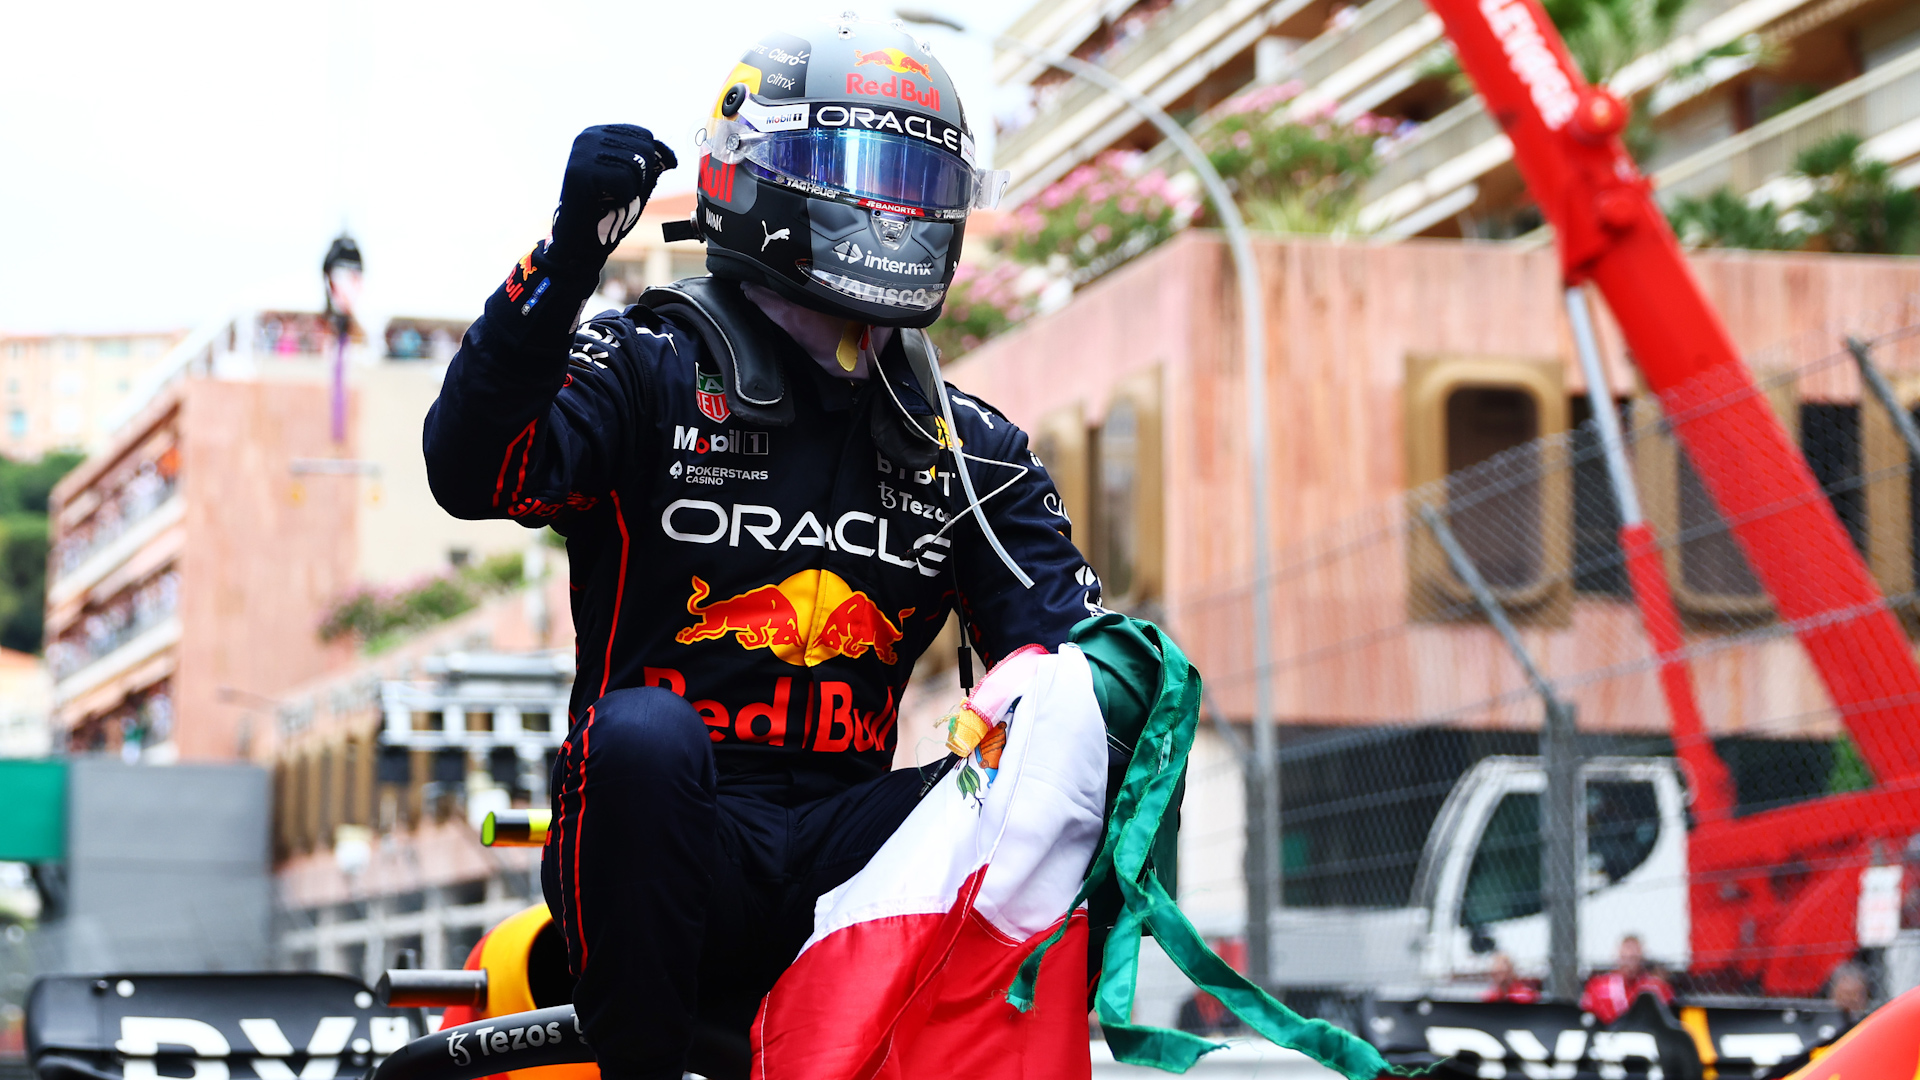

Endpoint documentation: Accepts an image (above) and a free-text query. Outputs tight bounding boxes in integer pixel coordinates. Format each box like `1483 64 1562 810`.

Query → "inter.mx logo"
675 425 768 456
834 240 865 263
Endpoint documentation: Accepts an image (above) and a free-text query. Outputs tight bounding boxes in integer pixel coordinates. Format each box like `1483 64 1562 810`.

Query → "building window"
1445 387 1543 588
1570 396 1631 596
1677 447 1763 597
1092 399 1139 599
1635 380 1795 619
1087 370 1163 609
1800 403 1866 554
1031 403 1091 564
1406 356 1570 624
7 411 23 440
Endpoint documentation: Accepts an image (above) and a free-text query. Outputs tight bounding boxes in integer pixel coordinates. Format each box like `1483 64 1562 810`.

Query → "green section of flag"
0 759 66 862
1009 616 1411 1079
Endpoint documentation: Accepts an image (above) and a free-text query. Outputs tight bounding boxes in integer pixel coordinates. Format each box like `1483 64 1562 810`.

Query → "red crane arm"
1419 0 1920 785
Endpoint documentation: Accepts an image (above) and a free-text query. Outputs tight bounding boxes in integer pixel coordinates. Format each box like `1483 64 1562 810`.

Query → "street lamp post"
323 234 364 446
895 9 1281 987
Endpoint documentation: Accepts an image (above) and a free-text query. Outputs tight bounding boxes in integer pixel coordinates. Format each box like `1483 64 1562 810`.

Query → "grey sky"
0 1 1025 336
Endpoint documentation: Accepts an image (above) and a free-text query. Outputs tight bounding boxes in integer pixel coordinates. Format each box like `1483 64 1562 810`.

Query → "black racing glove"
547 124 679 268
485 124 678 347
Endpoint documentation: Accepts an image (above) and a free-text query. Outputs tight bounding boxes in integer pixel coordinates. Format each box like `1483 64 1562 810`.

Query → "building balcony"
50 487 181 601
998 0 1305 201
1351 0 1814 232
1654 42 1920 204
1284 0 1440 114
53 615 180 711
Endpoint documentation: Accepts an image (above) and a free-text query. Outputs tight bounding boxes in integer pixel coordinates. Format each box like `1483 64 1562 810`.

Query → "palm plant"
1794 133 1920 255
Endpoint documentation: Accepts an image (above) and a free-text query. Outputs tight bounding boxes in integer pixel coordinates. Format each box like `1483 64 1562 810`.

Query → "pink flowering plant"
1199 81 1393 233
1007 151 1196 284
929 261 1033 359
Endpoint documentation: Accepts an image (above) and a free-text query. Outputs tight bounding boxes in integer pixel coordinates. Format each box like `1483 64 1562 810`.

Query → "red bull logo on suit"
676 570 913 666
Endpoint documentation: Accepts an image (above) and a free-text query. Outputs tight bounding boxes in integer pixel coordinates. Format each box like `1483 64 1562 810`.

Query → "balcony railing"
998 0 1283 179
1358 97 1507 219
49 571 180 685
55 469 178 578
1285 0 1434 100
1653 42 1920 203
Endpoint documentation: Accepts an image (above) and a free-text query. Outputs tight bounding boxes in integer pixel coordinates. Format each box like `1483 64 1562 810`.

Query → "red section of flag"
754 869 1091 1080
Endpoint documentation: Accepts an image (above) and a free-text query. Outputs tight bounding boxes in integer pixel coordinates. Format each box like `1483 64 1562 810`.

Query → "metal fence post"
1419 504 1582 999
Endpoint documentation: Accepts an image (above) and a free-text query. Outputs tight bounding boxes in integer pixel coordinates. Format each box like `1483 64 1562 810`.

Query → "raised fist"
549 124 678 266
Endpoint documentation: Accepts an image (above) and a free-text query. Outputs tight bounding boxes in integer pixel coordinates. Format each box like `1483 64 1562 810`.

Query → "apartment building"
264 581 572 980
945 231 1920 945
43 311 532 763
993 0 1920 237
0 332 185 458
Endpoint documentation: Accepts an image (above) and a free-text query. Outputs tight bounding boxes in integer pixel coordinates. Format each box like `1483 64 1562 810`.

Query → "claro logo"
1478 0 1579 130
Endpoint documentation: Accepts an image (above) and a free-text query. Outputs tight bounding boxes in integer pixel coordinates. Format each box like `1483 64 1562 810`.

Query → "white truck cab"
1264 755 1690 990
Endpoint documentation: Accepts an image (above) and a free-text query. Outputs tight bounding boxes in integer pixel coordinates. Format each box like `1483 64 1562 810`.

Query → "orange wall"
174 380 359 760
947 234 1920 733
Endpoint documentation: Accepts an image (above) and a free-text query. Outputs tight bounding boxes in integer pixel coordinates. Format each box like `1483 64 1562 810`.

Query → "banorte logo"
676 570 913 666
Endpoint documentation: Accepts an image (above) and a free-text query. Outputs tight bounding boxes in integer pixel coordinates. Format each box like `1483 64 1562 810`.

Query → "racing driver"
424 16 1104 1080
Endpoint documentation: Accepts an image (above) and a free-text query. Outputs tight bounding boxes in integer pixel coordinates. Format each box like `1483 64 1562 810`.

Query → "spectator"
1482 952 1540 1003
1176 990 1240 1036
1829 961 1871 1023
1580 934 1673 1024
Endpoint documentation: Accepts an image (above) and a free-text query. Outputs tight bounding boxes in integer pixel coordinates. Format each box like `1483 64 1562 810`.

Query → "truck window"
1586 780 1661 885
1459 792 1542 927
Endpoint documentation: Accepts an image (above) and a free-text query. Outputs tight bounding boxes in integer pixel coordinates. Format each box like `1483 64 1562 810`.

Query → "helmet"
693 16 1008 327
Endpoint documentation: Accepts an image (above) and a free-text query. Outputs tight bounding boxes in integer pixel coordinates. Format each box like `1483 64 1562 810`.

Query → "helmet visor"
739 127 993 214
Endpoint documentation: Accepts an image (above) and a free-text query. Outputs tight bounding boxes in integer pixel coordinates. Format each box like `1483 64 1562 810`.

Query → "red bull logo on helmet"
853 47 932 79
849 48 940 109
676 570 913 666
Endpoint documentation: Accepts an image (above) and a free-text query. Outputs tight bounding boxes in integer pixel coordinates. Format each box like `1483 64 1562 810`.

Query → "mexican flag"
752 644 1105 1080
753 617 1404 1080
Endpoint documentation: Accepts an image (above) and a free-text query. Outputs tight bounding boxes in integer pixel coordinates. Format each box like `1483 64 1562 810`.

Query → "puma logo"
761 221 791 251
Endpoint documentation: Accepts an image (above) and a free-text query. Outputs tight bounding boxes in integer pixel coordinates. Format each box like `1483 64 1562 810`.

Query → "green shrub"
1007 151 1194 284
319 551 527 648
1198 82 1391 234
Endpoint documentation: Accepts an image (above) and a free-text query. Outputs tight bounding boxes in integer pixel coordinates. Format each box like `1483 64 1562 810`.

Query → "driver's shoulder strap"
635 275 952 431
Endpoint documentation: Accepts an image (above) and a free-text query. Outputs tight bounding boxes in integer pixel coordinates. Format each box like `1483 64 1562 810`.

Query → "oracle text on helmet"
814 106 962 154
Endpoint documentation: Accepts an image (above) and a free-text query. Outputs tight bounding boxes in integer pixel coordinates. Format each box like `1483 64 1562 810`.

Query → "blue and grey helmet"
693 16 1008 327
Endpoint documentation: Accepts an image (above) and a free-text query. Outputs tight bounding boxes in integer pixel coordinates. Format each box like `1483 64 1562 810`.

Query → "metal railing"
1654 42 1920 202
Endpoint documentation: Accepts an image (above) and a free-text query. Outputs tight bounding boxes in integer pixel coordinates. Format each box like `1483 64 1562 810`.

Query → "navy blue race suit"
423 252 1101 1078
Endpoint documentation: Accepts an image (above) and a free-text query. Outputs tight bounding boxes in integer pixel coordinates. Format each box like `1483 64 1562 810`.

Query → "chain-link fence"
1175 300 1920 1000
